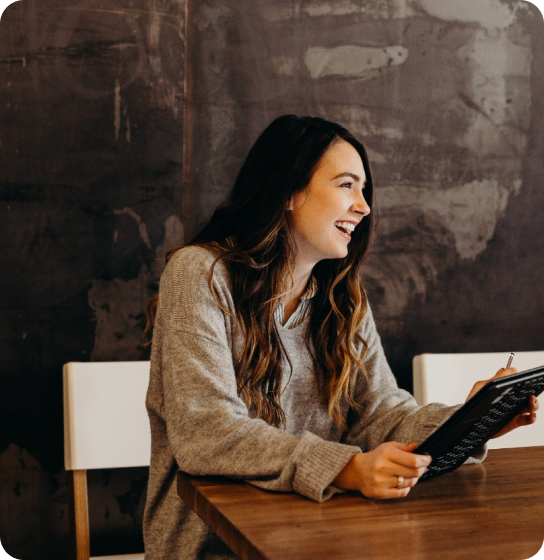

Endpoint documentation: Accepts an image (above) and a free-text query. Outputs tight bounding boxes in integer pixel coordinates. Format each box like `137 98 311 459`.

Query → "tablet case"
415 365 544 481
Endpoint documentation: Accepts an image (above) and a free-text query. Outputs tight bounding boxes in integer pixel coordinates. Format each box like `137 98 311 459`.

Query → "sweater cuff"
293 432 361 503
465 443 488 464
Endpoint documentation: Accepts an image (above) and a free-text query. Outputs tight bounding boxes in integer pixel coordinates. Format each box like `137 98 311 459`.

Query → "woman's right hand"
333 441 431 499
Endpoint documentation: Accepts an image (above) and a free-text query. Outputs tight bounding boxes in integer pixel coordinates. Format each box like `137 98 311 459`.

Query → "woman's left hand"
465 367 539 439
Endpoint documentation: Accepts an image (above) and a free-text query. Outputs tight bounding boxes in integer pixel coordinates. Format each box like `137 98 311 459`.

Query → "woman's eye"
340 182 352 189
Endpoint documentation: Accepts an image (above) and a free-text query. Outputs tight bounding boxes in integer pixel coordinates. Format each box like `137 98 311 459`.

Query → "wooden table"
177 447 544 560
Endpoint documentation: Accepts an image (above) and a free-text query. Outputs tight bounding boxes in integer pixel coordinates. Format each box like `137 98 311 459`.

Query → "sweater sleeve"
343 306 487 463
150 247 359 502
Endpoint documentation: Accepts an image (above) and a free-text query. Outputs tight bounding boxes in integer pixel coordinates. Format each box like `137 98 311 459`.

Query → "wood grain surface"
178 447 544 560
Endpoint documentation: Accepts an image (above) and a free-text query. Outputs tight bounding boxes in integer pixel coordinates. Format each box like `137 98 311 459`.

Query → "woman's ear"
287 189 307 212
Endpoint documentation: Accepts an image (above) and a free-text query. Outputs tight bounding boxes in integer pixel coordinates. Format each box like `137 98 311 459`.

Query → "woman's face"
288 140 370 271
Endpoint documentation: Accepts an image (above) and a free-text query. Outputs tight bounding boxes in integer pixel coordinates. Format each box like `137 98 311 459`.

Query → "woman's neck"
281 265 313 324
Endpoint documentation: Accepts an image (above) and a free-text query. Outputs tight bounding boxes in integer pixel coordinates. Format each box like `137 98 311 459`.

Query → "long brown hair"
146 115 376 429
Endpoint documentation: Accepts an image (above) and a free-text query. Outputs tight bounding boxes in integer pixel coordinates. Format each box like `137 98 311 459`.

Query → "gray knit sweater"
143 246 475 559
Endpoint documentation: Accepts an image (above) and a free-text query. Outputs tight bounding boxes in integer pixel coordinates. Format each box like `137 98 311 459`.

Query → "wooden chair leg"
69 470 91 560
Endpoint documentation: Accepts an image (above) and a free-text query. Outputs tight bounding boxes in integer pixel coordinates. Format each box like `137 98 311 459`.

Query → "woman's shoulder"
167 244 217 268
167 244 226 273
156 246 235 329
162 244 230 290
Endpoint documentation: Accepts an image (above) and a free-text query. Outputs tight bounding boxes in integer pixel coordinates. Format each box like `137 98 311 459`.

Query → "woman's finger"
466 367 519 402
392 475 419 489
386 464 428 479
366 485 412 500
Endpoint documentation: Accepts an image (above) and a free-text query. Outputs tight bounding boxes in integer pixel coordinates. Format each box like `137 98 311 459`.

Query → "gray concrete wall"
0 1 542 558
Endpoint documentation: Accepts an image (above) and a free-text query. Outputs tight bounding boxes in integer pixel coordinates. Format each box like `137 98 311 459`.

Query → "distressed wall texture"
0 1 186 557
1 0 543 558
186 0 544 388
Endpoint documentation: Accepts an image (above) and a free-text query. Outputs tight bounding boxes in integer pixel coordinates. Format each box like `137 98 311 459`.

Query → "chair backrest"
63 361 151 560
413 351 544 449
63 361 151 470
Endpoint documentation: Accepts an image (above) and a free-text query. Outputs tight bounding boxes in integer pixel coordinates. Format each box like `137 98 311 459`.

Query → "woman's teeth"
334 221 355 236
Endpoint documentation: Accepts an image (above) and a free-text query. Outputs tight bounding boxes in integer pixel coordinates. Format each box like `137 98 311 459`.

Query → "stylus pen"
505 352 515 369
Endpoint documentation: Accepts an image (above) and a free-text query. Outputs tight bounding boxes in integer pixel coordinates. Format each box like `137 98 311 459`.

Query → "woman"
143 115 537 559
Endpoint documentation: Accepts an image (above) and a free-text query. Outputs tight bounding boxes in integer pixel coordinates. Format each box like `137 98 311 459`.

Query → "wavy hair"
146 115 376 429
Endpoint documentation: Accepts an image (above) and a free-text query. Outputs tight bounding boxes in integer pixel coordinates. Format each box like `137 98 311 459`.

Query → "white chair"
413 351 544 449
63 361 151 560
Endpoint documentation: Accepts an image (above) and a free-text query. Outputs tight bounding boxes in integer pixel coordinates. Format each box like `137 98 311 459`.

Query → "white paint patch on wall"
114 79 131 144
304 45 409 79
114 79 121 141
325 104 405 141
456 29 531 156
378 179 522 260
263 0 415 21
155 215 183 260
148 9 162 77
303 0 415 18
416 0 523 30
303 0 364 16
113 207 152 249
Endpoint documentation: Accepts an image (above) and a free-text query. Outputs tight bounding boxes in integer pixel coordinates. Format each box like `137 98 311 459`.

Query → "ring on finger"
397 476 404 490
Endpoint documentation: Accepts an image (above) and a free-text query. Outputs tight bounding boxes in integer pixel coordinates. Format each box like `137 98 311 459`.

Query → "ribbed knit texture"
143 245 485 560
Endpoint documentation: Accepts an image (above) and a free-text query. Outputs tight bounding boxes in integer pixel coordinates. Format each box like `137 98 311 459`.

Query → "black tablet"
415 365 544 481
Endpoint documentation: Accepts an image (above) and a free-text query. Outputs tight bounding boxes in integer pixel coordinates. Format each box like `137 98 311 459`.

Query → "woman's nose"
352 191 370 216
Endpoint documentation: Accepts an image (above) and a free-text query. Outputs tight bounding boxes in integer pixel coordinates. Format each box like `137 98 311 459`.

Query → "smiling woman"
284 139 371 325
288 140 370 274
142 115 538 560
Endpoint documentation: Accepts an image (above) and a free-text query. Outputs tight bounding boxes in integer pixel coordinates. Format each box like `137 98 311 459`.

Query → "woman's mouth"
334 221 355 240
